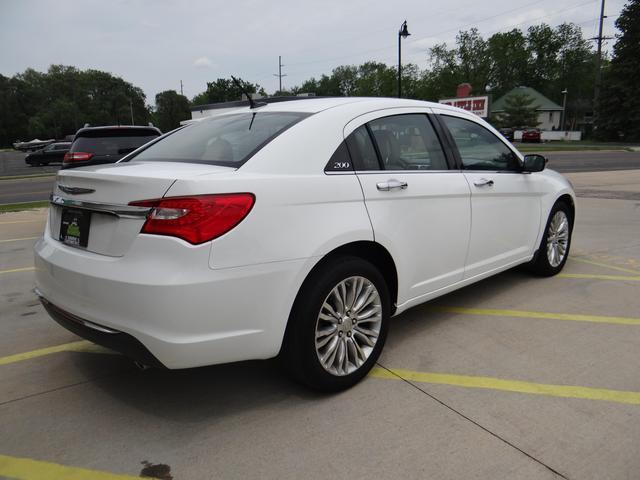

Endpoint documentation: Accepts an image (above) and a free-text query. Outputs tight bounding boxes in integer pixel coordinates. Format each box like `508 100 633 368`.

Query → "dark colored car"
499 127 514 142
25 142 71 166
63 125 162 169
521 128 542 143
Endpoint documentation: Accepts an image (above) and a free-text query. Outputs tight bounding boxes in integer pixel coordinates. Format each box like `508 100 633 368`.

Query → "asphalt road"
0 176 56 204
0 150 60 177
1 149 640 205
545 150 640 172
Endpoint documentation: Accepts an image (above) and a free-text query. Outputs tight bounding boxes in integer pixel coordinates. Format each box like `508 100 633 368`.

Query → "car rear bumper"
34 230 311 369
35 289 165 368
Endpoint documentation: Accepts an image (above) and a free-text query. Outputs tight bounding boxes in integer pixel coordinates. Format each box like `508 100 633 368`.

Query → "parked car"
498 127 514 142
35 98 575 391
521 127 542 143
25 142 71 166
62 125 161 169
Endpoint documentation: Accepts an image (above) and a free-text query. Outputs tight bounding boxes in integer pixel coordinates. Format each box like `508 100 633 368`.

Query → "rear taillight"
63 152 94 164
129 194 255 244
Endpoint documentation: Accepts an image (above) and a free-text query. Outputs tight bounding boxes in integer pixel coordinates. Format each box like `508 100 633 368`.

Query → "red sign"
438 95 489 118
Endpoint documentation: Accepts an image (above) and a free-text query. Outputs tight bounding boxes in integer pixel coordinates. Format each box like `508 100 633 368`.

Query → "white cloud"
193 56 213 68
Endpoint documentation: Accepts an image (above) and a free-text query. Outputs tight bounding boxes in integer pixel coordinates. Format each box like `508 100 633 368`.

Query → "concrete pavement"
1 171 640 479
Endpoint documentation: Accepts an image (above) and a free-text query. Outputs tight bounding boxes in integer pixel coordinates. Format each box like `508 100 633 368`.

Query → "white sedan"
34 97 575 391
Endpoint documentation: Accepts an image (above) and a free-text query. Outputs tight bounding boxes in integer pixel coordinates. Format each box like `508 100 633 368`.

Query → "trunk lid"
49 161 235 256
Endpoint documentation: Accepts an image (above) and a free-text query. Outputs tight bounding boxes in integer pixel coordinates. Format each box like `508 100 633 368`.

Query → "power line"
285 0 594 70
398 0 602 64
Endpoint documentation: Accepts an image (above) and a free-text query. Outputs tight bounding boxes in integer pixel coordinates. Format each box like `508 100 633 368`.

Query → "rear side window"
345 126 380 171
72 131 159 156
368 114 448 170
129 112 310 167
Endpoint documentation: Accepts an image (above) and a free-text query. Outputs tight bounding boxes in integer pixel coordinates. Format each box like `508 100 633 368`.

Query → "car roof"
211 97 460 114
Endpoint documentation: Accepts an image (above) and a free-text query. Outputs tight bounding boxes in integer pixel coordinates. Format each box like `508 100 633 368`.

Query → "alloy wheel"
314 276 382 376
546 210 569 267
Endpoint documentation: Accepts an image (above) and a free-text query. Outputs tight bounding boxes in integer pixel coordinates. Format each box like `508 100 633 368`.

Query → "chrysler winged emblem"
58 185 96 195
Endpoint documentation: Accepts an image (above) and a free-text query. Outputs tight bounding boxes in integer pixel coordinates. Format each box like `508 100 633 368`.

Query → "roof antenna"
231 76 266 109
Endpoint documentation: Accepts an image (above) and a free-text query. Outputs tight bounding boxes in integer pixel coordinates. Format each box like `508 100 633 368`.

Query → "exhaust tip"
134 361 151 371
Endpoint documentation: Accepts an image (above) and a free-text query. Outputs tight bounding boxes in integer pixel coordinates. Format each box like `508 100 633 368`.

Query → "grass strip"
0 201 49 213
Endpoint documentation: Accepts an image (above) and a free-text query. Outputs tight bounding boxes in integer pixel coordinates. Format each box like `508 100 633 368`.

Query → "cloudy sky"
0 0 627 103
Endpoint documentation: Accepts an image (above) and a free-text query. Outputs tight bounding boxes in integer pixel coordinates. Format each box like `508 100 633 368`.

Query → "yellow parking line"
429 306 640 326
0 236 39 243
0 454 140 480
571 257 640 275
370 367 640 405
558 272 640 281
0 266 35 275
0 340 108 366
0 219 45 225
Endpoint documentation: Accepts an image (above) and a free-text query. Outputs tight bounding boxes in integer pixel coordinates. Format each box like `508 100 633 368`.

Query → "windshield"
128 112 310 167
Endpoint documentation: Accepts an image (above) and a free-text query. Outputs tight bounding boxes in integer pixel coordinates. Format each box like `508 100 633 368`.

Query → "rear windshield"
128 112 310 167
72 130 160 156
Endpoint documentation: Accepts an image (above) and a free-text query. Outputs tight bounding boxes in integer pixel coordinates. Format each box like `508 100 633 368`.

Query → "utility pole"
273 56 287 93
180 80 184 96
129 98 134 125
591 0 612 110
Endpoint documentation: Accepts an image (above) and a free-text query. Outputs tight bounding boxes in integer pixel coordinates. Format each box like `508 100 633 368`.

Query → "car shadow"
71 268 537 420
74 355 331 423
385 267 537 345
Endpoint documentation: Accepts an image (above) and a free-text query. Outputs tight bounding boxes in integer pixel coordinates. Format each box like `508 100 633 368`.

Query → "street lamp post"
398 20 410 98
561 89 568 131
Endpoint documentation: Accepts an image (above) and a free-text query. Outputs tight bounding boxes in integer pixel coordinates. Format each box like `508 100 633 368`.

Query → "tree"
192 77 266 105
355 62 396 96
154 90 191 132
456 29 490 92
486 30 530 99
0 65 151 147
596 0 640 140
495 93 540 127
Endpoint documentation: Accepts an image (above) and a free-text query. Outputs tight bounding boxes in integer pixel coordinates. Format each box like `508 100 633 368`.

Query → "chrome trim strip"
33 288 119 334
50 194 151 219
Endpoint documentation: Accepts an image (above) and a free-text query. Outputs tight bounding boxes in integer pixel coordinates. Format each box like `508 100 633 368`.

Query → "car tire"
281 256 390 391
528 201 573 276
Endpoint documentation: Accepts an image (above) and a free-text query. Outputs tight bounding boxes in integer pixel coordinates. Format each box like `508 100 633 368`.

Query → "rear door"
345 110 471 306
434 111 544 278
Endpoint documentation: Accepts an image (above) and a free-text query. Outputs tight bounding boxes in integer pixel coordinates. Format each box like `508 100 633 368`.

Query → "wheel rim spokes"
315 276 382 376
546 211 570 267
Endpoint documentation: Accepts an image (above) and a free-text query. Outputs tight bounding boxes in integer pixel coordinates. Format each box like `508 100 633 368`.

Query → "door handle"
473 178 494 187
376 179 408 191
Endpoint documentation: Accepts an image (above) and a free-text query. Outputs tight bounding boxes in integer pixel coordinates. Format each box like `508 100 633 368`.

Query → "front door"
437 112 543 279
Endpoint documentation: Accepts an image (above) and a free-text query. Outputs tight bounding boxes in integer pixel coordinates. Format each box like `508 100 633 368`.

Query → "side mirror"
522 154 547 172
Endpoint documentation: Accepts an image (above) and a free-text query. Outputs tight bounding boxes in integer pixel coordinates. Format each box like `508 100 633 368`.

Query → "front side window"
441 115 520 171
368 114 448 170
129 112 309 167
